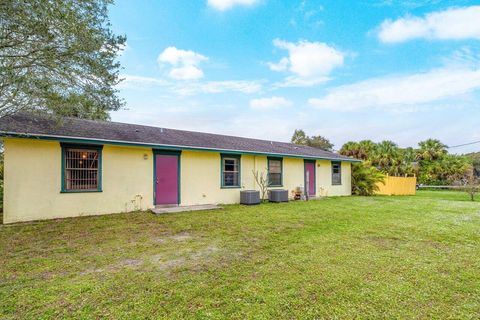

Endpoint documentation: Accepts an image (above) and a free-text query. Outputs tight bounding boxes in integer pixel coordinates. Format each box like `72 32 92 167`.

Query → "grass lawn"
1 191 479 319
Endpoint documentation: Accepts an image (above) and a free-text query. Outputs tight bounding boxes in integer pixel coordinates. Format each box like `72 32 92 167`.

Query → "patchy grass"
416 189 479 202
1 191 480 319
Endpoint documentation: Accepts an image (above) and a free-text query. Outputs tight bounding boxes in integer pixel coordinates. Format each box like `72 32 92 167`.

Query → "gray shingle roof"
0 113 359 162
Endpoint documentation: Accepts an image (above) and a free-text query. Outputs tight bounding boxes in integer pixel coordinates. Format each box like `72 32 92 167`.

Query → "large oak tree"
0 0 126 120
291 129 334 151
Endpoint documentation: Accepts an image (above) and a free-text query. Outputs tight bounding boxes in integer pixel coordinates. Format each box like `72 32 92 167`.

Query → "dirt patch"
170 232 192 242
364 235 407 249
453 213 480 225
119 258 143 267
190 245 220 259
148 245 222 271
151 256 187 269
364 235 451 252
418 240 450 251
80 258 143 275
152 231 193 244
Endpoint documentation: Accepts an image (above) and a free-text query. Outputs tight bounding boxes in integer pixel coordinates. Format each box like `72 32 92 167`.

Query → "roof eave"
0 132 362 163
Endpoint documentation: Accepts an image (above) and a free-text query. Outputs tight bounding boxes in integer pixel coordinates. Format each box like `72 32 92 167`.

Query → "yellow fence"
375 175 417 196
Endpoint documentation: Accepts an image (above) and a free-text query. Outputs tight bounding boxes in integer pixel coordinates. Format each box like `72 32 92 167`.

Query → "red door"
155 154 179 205
305 161 316 197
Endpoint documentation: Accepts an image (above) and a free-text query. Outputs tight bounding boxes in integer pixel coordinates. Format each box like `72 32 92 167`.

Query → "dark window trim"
267 156 283 187
221 153 241 188
60 143 103 193
332 161 342 186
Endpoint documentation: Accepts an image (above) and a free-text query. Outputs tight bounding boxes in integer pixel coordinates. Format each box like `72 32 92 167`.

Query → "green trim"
220 153 241 188
331 161 342 186
60 143 103 193
153 150 182 205
304 159 316 196
267 157 283 187
1 132 361 163
152 150 182 156
60 190 103 194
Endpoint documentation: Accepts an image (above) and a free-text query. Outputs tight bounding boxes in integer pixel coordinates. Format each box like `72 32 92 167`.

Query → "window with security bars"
268 158 282 186
63 147 101 191
332 161 342 185
222 156 240 187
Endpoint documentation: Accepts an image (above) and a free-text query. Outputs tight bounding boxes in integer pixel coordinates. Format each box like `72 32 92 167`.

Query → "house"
0 113 359 224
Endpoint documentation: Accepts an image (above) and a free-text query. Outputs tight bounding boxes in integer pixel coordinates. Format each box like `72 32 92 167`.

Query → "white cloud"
249 96 292 110
168 65 204 81
275 76 330 88
268 57 289 72
119 74 262 95
207 0 259 11
308 65 480 111
118 75 168 89
269 39 344 87
157 47 208 80
173 80 263 95
158 47 207 66
378 6 480 43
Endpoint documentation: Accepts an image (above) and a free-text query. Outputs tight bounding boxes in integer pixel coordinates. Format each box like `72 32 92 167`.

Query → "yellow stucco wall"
3 138 154 223
180 152 308 205
3 138 352 223
316 160 352 197
179 151 253 205
179 151 351 205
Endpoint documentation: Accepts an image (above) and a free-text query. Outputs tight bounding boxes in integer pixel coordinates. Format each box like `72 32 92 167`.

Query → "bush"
351 162 385 196
340 139 471 186
0 150 3 212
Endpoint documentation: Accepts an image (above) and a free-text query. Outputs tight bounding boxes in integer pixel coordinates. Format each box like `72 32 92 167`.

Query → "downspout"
253 155 257 189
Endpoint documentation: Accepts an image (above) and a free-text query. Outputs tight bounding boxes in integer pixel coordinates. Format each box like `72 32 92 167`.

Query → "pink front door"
155 154 179 205
305 161 316 197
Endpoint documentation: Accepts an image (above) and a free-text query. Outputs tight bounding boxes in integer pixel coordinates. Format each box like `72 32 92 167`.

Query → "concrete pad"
152 204 222 215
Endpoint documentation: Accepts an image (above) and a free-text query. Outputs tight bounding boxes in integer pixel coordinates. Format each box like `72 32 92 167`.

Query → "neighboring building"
0 113 359 224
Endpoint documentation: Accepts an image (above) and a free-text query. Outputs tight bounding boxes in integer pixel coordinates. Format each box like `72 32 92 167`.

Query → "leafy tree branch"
0 0 126 120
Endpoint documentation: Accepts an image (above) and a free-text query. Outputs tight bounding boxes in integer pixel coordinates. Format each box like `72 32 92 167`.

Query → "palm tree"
372 140 400 173
340 140 376 160
351 162 385 196
357 140 376 160
339 141 361 158
398 147 416 176
417 139 447 161
439 155 471 184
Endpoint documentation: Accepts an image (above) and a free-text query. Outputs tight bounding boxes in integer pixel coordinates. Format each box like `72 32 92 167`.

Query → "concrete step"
155 204 179 209
152 204 222 215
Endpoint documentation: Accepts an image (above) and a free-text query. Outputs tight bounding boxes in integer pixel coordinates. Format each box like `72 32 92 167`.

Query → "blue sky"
109 0 480 153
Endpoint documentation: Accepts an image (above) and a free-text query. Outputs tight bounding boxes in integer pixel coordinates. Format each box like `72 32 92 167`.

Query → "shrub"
0 151 3 212
351 162 385 196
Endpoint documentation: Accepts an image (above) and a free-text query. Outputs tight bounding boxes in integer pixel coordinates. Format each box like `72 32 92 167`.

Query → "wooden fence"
375 175 417 196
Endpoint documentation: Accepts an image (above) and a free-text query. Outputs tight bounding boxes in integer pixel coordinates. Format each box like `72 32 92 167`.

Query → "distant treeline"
338 139 473 185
